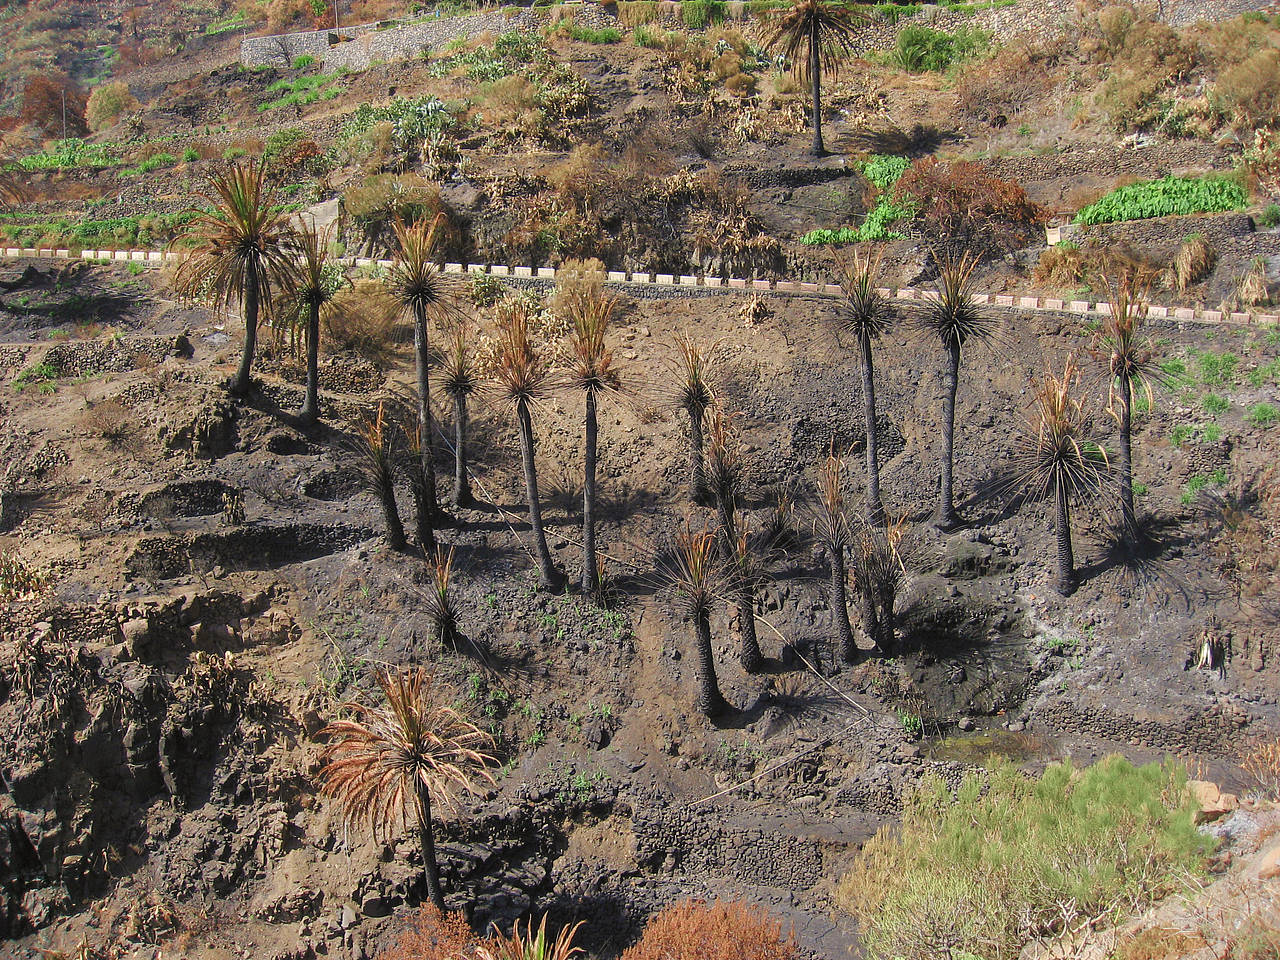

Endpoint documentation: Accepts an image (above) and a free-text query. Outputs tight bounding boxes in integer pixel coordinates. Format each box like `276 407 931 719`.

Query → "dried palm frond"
438 323 481 402
318 667 496 833
762 0 863 84
492 301 552 410
387 214 464 327
1171 233 1215 294
566 293 623 399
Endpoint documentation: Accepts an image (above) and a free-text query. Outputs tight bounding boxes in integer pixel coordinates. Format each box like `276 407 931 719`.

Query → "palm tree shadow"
954 470 1023 528
1076 512 1207 608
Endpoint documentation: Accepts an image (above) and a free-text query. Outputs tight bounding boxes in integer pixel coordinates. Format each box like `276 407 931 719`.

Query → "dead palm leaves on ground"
319 667 495 912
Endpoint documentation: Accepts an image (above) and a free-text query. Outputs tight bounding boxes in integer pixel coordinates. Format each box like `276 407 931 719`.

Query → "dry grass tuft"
1172 234 1216 293
620 899 796 960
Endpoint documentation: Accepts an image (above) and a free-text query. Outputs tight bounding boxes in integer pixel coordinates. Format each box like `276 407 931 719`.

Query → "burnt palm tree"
351 401 405 551
439 324 480 508
1094 270 1160 539
319 667 495 912
834 247 894 525
920 250 996 530
423 545 459 652
672 333 716 504
388 215 463 550
566 293 623 598
849 513 913 653
705 409 763 673
661 522 731 717
493 303 565 591
763 0 863 156
813 452 857 663
172 160 298 398
1006 358 1110 596
289 221 345 424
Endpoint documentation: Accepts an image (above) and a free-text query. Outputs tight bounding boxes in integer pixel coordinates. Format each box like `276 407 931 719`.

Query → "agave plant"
1006 357 1111 596
660 521 732 717
319 667 495 912
565 292 623 598
388 215 464 550
439 323 481 508
478 914 585 960
351 401 405 551
492 302 565 591
171 159 299 397
762 0 863 156
672 333 717 504
704 407 763 673
1094 270 1161 538
834 247 894 525
813 452 857 663
919 249 996 530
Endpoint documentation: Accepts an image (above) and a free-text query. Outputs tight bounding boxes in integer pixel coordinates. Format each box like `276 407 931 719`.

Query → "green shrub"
119 152 177 177
633 24 661 46
874 2 920 23
563 24 622 42
1182 469 1227 504
1247 401 1278 426
838 757 1212 960
1259 203 1280 228
860 153 910 191
260 71 347 112
206 10 247 34
15 139 120 171
470 273 506 307
86 81 140 132
1200 423 1222 443
889 24 988 72
1195 350 1239 386
293 54 317 69
1201 392 1229 414
182 146 200 162
681 0 726 29
1075 175 1248 225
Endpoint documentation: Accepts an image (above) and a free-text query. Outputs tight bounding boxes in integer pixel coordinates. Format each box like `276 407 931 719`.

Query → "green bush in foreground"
838 756 1211 960
1075 175 1247 225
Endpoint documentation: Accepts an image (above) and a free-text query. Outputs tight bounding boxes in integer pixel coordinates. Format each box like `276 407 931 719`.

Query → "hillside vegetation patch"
1075 175 1247 225
838 756 1212 960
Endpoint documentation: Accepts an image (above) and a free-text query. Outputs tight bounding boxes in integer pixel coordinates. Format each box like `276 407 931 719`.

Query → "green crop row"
1075 175 1248 225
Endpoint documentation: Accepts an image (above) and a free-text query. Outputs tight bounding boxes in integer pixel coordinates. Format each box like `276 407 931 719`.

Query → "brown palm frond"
1004 357 1112 505
919 248 996 353
318 667 496 837
658 520 732 618
671 332 717 418
273 220 348 358
704 406 742 506
170 159 299 315
763 0 864 82
813 450 851 552
349 401 405 549
1094 269 1166 415
492 301 552 410
833 246 894 346
438 323 481 401
388 214 465 326
566 293 623 399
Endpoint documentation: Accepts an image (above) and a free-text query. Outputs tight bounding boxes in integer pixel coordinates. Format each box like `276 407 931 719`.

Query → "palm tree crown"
763 0 863 155
319 667 495 909
171 159 299 396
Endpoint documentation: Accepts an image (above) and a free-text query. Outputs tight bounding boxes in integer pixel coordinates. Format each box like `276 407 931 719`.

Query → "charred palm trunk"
453 393 472 507
688 407 707 503
1117 370 1135 536
694 605 728 716
858 584 880 652
830 545 857 663
517 400 564 591
299 299 321 423
229 267 260 397
875 586 896 653
414 779 445 912
736 582 763 673
809 19 824 157
1055 481 1075 596
582 390 600 597
413 301 438 549
378 469 406 552
937 340 961 529
860 333 884 526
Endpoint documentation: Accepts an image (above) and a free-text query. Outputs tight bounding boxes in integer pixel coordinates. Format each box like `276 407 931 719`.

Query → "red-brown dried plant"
620 899 796 960
894 157 1044 253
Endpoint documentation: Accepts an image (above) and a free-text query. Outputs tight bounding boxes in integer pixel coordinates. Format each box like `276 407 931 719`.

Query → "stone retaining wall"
2 246 1278 326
